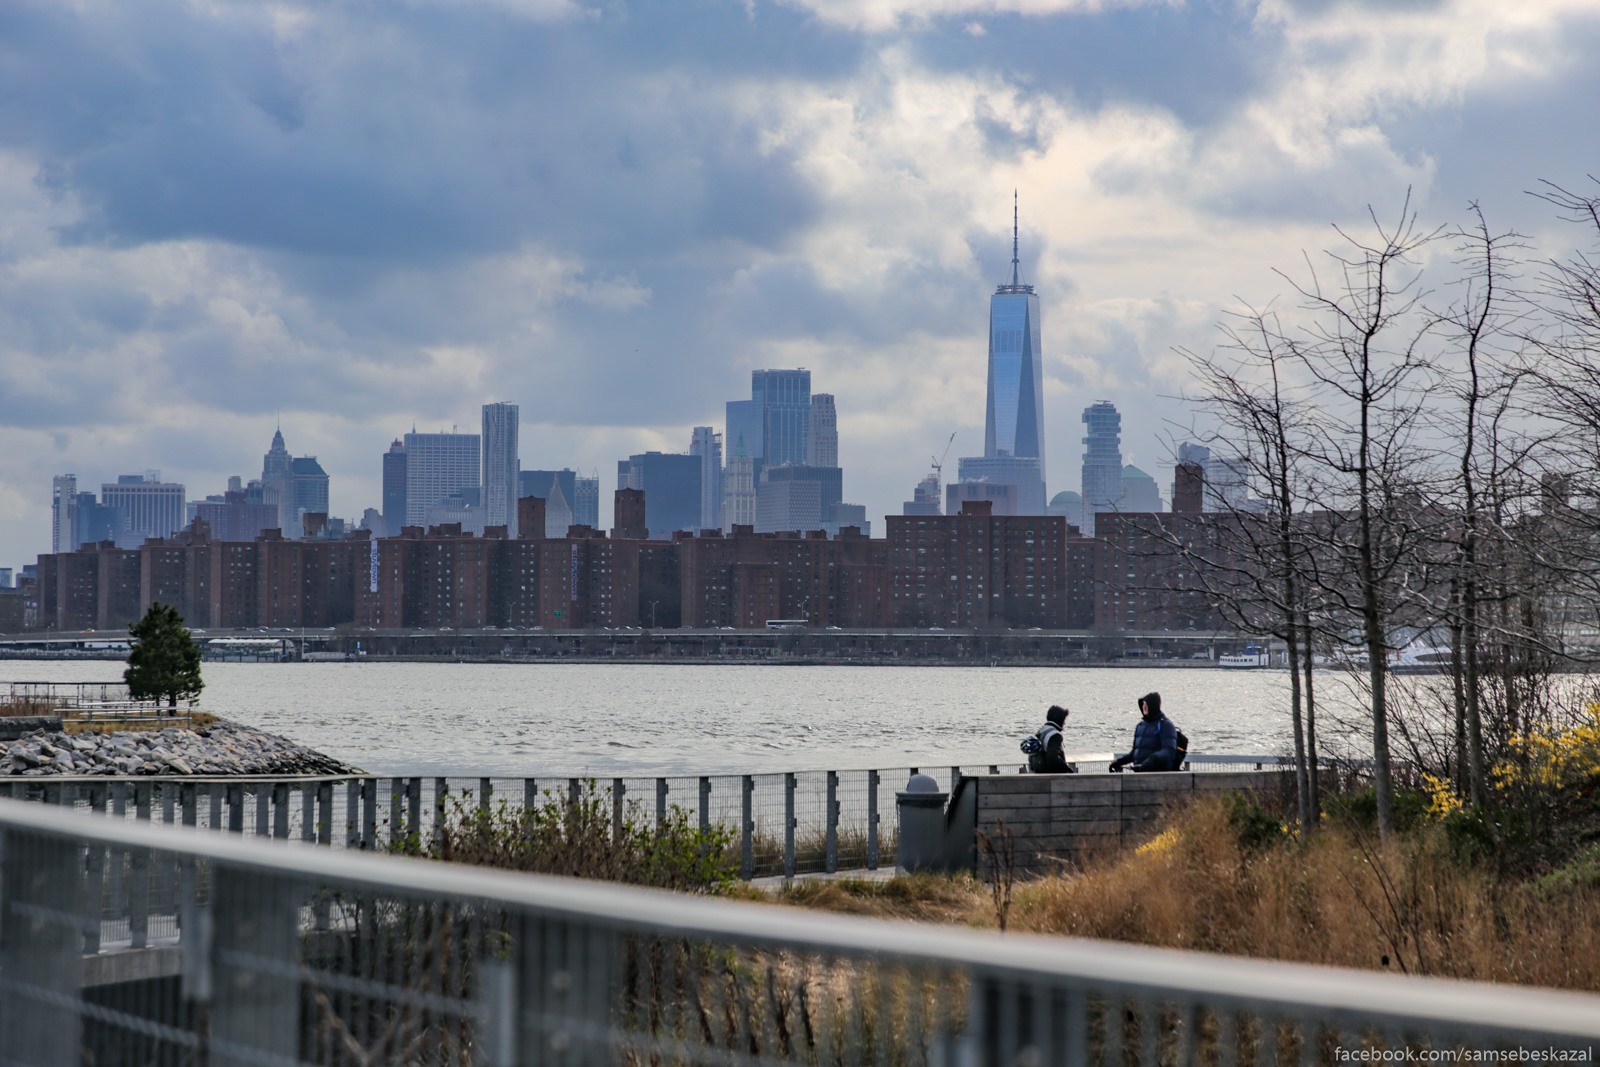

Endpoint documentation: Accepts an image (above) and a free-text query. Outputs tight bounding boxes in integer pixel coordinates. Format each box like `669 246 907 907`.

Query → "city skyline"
3 3 1598 567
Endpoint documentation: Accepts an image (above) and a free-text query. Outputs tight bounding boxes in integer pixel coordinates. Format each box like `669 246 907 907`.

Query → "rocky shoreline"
0 719 361 777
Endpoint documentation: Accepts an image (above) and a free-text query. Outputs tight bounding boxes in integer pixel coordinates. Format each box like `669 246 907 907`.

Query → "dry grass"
61 711 218 735
763 795 1600 992
0 698 58 718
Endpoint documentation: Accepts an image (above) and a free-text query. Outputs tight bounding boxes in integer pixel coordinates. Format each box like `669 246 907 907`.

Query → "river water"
1 660 1374 777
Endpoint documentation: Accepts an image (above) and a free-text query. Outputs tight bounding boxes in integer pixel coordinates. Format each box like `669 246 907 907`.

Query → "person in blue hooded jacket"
1109 691 1181 772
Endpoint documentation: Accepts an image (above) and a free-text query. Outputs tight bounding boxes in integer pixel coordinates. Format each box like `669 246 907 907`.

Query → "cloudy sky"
3 0 1598 568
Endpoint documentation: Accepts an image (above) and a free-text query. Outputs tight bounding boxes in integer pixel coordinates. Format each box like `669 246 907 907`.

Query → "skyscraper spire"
1012 189 1020 287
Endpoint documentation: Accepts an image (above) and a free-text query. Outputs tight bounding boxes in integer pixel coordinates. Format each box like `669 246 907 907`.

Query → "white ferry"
1218 645 1270 669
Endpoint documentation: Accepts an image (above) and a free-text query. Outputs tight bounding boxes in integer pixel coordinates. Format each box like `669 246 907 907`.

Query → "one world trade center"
956 193 1046 514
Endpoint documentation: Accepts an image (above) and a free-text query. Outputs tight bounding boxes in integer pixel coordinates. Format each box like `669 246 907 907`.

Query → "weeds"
393 780 739 894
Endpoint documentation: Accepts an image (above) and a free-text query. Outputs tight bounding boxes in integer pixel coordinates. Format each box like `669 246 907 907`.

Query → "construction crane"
931 431 957 483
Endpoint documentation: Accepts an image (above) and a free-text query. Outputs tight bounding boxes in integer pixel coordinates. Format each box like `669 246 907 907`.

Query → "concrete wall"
967 770 1293 877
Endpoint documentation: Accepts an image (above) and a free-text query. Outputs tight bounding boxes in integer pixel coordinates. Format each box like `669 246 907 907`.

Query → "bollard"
895 773 949 873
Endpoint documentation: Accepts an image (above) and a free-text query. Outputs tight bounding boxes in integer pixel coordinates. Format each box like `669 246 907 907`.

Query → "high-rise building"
724 400 763 473
75 492 120 548
956 195 1047 512
102 474 186 546
573 474 599 530
404 431 480 526
481 402 519 536
544 477 574 538
722 441 756 531
752 369 811 468
617 451 701 539
382 440 407 535
903 473 942 516
954 455 1044 515
985 197 1045 473
1047 490 1084 530
755 464 842 534
1080 401 1122 535
1120 465 1161 513
288 457 330 533
52 475 78 554
690 427 723 533
809 394 838 468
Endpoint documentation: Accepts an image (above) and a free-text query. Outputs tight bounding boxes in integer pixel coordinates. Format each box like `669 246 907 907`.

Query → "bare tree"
1258 197 1442 837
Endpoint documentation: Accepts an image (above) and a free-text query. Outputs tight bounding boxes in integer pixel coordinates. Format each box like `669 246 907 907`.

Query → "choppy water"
2 661 1371 776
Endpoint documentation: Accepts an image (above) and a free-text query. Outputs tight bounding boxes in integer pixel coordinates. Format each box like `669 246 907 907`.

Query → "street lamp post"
650 600 659 628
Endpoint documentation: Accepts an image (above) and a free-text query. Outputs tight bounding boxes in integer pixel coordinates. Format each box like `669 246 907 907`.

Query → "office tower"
573 474 599 530
956 195 1047 511
288 457 330 534
690 427 723 533
903 473 942 516
954 455 1044 514
752 369 811 468
1080 401 1122 535
75 492 119 548
724 400 763 473
102 474 186 546
809 394 838 468
617 451 701 539
382 440 407 535
404 431 481 526
987 196 1045 474
262 428 291 484
193 490 278 541
947 480 1018 516
481 402 519 537
755 464 842 534
1121 464 1161 512
52 474 78 554
520 469 572 508
517 496 546 539
1210 455 1250 511
722 442 756 530
544 477 574 538
0 568 11 589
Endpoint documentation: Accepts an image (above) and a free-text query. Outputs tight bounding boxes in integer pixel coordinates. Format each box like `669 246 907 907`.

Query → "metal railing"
2 756 1312 882
0 798 1595 1066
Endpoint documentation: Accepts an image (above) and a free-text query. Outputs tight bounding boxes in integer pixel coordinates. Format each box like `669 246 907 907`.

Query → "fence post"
867 769 880 870
83 785 107 954
656 778 668 829
784 772 797 879
300 783 317 843
390 777 405 845
479 776 493 814
611 778 625 843
0 827 87 1065
228 782 244 834
209 866 302 1067
408 777 422 843
345 780 361 848
741 774 755 880
826 770 839 874
254 784 270 838
361 778 377 850
273 782 290 839
131 782 152 949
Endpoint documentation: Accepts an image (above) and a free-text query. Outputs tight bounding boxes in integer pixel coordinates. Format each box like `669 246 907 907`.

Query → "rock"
167 757 193 775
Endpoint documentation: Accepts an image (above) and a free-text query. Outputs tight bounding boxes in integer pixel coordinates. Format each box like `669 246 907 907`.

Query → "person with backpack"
1108 692 1185 772
1021 704 1077 773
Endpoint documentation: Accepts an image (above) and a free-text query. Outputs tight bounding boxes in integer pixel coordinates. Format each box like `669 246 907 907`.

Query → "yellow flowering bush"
1421 772 1464 821
1493 704 1600 795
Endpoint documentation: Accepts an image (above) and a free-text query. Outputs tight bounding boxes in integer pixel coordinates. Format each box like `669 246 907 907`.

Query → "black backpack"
1173 725 1190 767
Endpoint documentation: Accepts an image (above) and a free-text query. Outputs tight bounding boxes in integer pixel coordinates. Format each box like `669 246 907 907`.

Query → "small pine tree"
125 602 204 708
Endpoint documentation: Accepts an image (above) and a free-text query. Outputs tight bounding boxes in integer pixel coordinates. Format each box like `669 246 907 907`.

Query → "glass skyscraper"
985 216 1045 474
955 195 1046 512
1080 400 1123 534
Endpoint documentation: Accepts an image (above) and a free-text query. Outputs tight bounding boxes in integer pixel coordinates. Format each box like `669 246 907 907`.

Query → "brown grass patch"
760 796 1600 992
61 711 219 735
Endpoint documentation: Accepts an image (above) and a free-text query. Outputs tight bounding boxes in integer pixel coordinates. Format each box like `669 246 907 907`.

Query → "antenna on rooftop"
1012 189 1020 288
